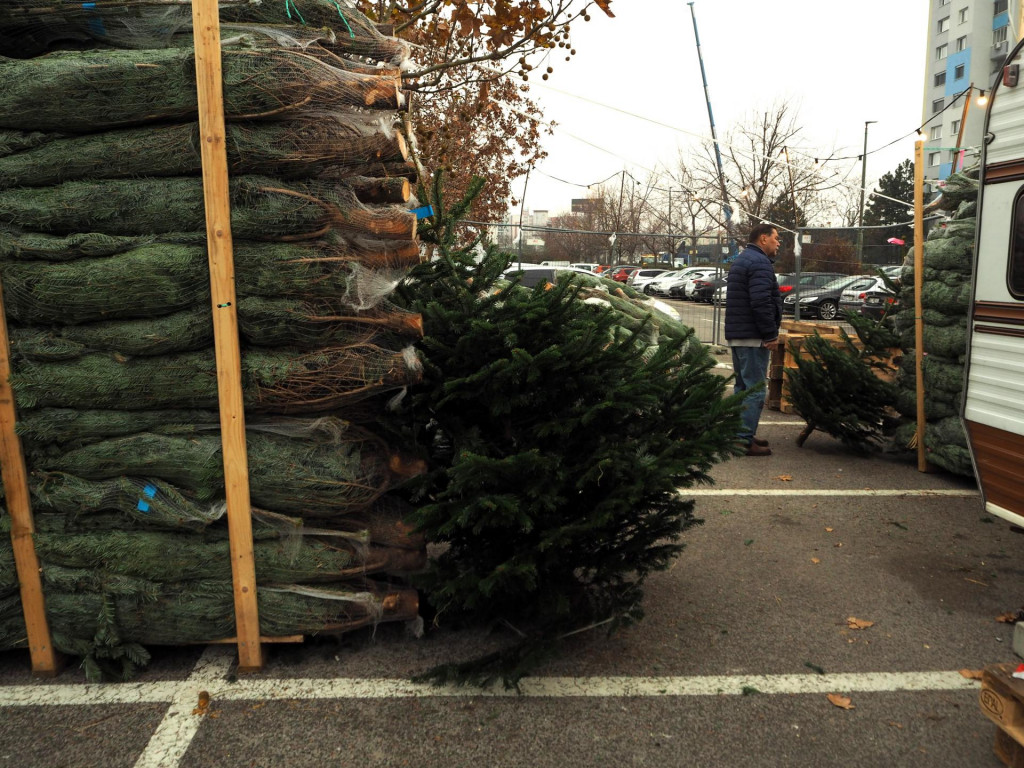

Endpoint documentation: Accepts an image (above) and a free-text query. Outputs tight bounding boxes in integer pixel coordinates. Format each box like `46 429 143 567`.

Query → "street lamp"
856 120 876 266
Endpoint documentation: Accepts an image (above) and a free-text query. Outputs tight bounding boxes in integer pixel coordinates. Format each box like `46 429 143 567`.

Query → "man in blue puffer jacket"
725 223 783 456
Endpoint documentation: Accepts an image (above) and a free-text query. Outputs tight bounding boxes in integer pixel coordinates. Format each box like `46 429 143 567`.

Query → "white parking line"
0 670 979 709
132 645 235 768
683 489 980 497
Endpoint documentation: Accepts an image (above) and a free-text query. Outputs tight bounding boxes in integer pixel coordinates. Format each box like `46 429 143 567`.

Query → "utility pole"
667 188 673 260
856 120 876 266
517 163 532 269
616 170 626 264
688 2 733 255
782 146 803 320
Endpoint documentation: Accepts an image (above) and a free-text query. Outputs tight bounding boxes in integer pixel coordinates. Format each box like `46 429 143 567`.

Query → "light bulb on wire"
977 89 988 106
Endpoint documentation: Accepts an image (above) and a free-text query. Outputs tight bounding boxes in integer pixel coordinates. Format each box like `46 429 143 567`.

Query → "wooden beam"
913 138 930 473
0 275 59 676
191 0 263 672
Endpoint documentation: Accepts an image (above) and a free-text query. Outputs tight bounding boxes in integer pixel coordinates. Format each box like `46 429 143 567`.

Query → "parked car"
569 262 600 272
501 264 599 288
776 272 845 299
654 267 717 298
860 289 901 320
645 270 685 297
838 275 888 313
610 266 641 283
668 268 719 299
628 268 670 293
692 275 728 303
782 274 871 320
681 268 723 299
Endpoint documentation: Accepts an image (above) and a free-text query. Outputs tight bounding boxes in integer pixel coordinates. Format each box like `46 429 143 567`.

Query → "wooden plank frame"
191 0 263 671
0 276 59 676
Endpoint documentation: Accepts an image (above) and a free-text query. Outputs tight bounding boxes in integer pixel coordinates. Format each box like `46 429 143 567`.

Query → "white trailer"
963 41 1024 528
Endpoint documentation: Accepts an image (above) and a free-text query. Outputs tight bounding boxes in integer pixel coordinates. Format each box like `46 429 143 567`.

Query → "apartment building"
922 0 1021 187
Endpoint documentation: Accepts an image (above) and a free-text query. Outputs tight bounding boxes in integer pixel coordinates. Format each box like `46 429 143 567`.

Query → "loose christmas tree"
387 176 745 687
786 309 900 450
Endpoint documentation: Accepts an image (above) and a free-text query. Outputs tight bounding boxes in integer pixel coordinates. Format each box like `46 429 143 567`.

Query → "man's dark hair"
748 223 778 243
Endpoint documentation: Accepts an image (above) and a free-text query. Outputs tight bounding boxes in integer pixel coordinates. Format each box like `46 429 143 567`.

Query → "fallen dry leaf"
811 557 821 564
833 542 843 548
192 690 211 716
775 474 793 482
959 669 983 680
996 612 1019 623
888 721 904 729
847 617 875 630
827 693 855 710
825 527 834 532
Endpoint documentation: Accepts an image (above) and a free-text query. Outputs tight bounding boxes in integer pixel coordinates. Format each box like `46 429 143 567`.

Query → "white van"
569 262 600 272
962 46 1024 527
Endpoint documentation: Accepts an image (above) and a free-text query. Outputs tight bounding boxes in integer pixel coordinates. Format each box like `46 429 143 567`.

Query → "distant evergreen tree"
388 174 745 687
863 159 915 252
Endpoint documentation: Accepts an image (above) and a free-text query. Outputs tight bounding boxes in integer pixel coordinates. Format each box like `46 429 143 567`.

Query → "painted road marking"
683 488 980 497
1 670 979 709
133 646 235 768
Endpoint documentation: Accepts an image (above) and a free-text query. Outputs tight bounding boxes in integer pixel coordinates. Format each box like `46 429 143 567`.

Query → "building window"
933 98 945 114
936 43 948 59
935 71 947 87
939 0 949 5
949 150 960 163
938 16 950 32
929 152 941 167
930 126 943 141
952 118 961 134
959 7 969 22
995 26 1008 44
995 0 1008 13
955 63 965 79
956 35 968 51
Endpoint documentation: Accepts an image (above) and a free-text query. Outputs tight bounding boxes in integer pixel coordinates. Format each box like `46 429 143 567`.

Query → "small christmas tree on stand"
786 310 900 451
387 175 745 687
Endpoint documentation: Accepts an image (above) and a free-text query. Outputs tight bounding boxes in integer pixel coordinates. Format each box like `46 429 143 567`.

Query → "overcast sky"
518 0 928 219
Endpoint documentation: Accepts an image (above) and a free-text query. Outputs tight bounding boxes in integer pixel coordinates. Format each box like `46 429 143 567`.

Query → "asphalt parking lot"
1 382 1020 767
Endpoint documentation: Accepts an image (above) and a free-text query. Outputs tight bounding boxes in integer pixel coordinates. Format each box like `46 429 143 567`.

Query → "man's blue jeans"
731 345 770 443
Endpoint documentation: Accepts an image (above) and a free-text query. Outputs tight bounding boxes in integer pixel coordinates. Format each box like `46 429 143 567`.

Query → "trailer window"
1010 189 1024 299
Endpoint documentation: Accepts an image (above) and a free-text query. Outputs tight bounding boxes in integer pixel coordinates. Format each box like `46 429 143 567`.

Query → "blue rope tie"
325 0 356 38
284 0 306 25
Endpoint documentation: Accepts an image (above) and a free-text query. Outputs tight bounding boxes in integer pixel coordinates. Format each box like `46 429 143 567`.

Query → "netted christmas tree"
891 169 978 475
0 0 428 678
383 176 746 687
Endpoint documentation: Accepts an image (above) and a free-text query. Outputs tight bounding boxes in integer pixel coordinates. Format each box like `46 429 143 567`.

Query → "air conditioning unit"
992 40 1009 59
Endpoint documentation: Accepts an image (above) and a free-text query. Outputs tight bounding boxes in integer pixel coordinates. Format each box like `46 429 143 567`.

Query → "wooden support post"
0 276 59 676
913 138 930 473
191 0 263 671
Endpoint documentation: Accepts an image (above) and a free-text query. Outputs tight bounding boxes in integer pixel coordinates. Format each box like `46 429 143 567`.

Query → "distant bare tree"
691 102 846 238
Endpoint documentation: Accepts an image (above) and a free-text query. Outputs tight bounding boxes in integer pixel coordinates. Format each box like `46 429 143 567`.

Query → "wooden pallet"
995 726 1024 768
981 663 1024 767
780 319 841 336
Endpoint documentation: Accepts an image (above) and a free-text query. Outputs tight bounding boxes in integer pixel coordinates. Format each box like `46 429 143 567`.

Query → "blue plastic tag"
137 500 150 513
411 205 435 219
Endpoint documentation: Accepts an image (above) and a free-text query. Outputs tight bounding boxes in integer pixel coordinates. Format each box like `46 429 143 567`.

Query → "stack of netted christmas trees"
0 0 428 678
891 169 978 475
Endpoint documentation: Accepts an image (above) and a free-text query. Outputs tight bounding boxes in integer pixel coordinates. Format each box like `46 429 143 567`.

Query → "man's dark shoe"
745 441 772 456
752 436 769 447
